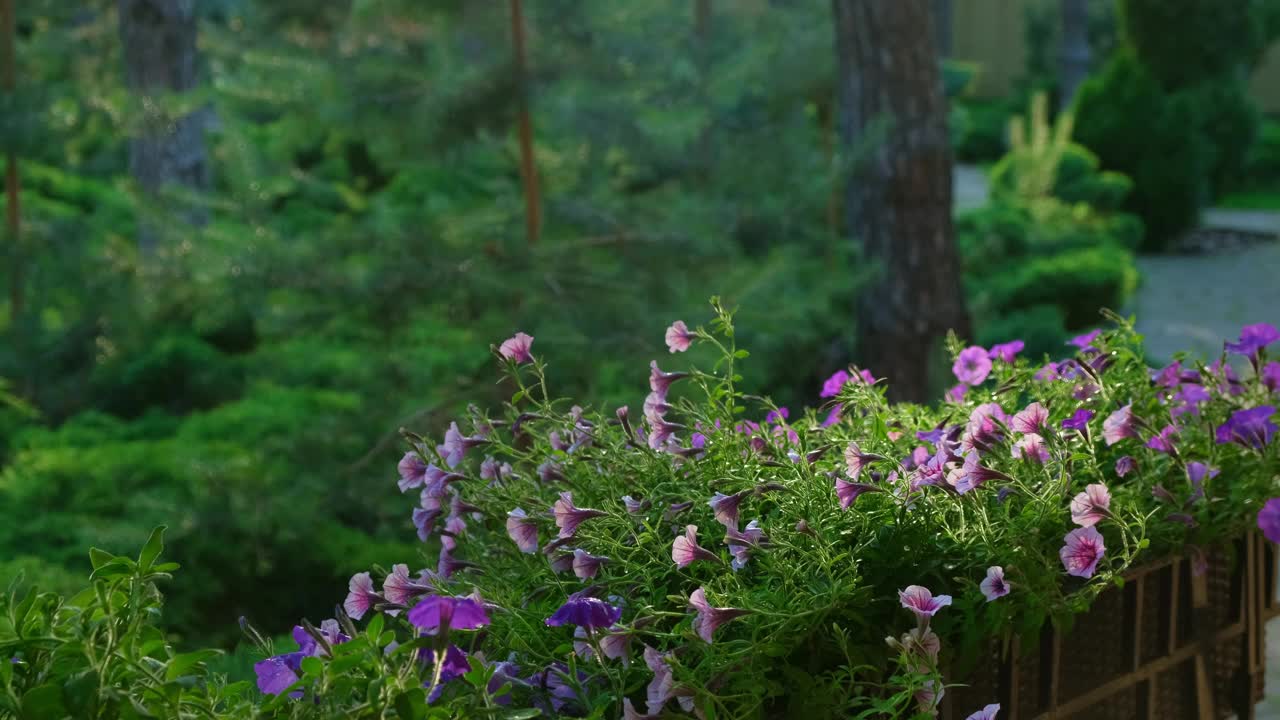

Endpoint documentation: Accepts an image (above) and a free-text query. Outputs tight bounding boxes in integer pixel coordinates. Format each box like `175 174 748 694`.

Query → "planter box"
943 534 1279 720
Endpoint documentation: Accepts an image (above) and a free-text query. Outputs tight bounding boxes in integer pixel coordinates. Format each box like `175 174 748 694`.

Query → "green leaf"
89 560 134 583
395 688 428 719
328 653 364 674
493 710 542 719
300 656 324 677
365 613 384 640
20 684 67 719
88 547 115 570
137 526 167 572
165 649 222 681
733 349 750 358
151 562 181 573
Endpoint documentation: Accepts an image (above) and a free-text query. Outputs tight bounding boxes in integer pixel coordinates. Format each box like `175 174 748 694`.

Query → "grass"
1217 186 1280 211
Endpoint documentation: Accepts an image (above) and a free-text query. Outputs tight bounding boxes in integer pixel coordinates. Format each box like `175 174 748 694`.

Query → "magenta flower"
835 476 881 509
1070 483 1112 527
1171 383 1210 417
343 572 380 620
1115 456 1137 477
953 346 993 386
1012 433 1048 463
724 519 766 571
709 491 747 529
844 441 883 479
546 593 622 629
382 564 432 609
571 549 610 579
414 498 443 542
1069 329 1101 350
1011 402 1048 434
898 585 952 624
553 492 607 538
649 361 688 395
821 406 842 427
506 508 539 553
1060 526 1106 578
1102 404 1138 445
1225 322 1279 364
1215 406 1278 449
438 421 488 468
408 594 491 634
966 704 1001 720
950 452 1012 494
962 402 1008 455
1145 425 1179 454
643 391 672 421
498 332 534 363
980 566 1010 602
1035 362 1061 381
1151 361 1184 388
688 587 750 643
1258 498 1280 544
672 525 720 568
665 320 694 353
821 369 850 398
945 383 968 403
647 415 683 450
989 340 1025 363
1061 408 1094 431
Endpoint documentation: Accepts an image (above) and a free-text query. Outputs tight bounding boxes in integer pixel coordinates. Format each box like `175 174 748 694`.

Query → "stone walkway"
953 165 1280 717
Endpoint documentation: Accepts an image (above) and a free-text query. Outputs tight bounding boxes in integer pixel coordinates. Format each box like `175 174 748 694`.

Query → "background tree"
1058 0 1091 106
831 0 970 401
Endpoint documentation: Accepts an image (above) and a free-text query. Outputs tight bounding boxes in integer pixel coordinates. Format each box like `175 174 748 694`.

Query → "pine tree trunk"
832 0 970 402
1058 0 1091 107
933 0 953 57
118 0 208 256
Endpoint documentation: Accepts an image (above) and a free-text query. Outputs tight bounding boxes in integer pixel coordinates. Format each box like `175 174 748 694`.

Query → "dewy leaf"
165 649 222 681
89 547 116 570
138 525 167 572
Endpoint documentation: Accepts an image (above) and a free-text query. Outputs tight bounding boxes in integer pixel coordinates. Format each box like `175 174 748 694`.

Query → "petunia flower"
438 421 488 468
546 593 622 629
898 585 952 626
1151 361 1185 388
980 567 1010 602
665 501 695 521
916 680 945 715
1208 359 1246 396
573 625 634 665
647 415 683 450
1145 425 1179 454
1260 361 1280 393
1035 362 1061 381
1215 406 1277 449
382 564 434 611
425 644 471 702
408 594 491 634
1102 404 1138 445
724 519 767 571
953 346 993 386
966 704 1001 720
688 587 750 643
1060 526 1106 578
1069 329 1101 350
945 383 968 403
436 548 473 578
441 514 466 553
1070 483 1112 527
643 645 675 714
835 476 882 509
665 321 693 353
949 452 1012 494
1115 456 1137 477
498 332 534 363
1170 383 1210 417
709 491 748 529
553 492 607 538
989 340 1024 363
1011 402 1048 434
1185 462 1218 504
1257 498 1280 544
821 406 842 427
621 495 650 514
414 497 444 542
343 572 380 620
506 508 539 553
643 392 672 421
672 525 721 568
844 441 884 479
1225 323 1279 367
1061 408 1094 431
649 361 688 396
1011 433 1048 463
571 549 610 580
398 452 430 493
961 403 1008 456
821 369 851 398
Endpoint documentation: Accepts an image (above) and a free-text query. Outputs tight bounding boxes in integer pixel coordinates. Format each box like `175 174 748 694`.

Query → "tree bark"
510 0 541 246
933 0 953 57
831 0 970 402
118 0 208 256
2 0 20 322
1058 0 1091 107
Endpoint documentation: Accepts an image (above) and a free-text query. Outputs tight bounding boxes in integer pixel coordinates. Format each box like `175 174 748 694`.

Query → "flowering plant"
248 303 1279 719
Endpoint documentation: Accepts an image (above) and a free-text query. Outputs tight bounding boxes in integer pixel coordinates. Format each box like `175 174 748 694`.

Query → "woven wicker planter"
942 533 1279 720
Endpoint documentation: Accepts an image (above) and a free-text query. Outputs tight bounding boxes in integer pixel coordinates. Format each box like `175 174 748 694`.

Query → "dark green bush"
951 99 1010 163
974 303 1070 362
979 244 1139 329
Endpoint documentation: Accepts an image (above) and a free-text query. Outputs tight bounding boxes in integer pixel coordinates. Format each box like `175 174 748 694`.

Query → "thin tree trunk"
1058 0 1091 107
1 0 21 322
118 0 208 256
510 0 541 246
832 0 970 402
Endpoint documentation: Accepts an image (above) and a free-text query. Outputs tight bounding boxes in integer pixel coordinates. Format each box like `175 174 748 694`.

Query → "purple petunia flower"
1061 408 1094 431
835 476 882 509
989 340 1025 364
643 645 675 714
945 383 968 403
1151 361 1184 388
844 442 883 479
343 572 380 620
689 587 750 643
724 519 766 571
953 346 993 386
621 495 650 514
665 320 693 353
506 508 539 553
898 585 952 625
408 594 491 634
1260 361 1280 393
1169 383 1210 418
571 549 610 579
665 501 695 522
1145 425 1179 454
1060 526 1106 578
961 403 1008 456
413 500 443 542
1216 406 1278 449
1258 498 1280 544
398 452 430 493
425 644 471 702
382 564 432 610
1035 362 1061 381
1070 484 1112 527
949 452 1012 494
1069 329 1101 350
546 593 622 629
649 361 688 396
1012 433 1048 463
966 704 1001 720
916 680 945 716
438 421 488 468
499 332 534 363
1011 402 1048 434
1225 323 1279 364
980 567 1010 602
254 653 304 696
709 491 747 529
1115 456 1137 477
1102 404 1138 445
820 369 850 398
573 625 633 665
672 525 720 568
553 492 607 539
